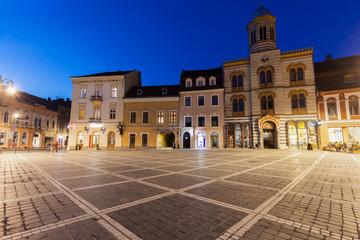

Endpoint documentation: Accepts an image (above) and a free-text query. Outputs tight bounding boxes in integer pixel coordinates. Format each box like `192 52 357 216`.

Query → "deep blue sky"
1 0 359 100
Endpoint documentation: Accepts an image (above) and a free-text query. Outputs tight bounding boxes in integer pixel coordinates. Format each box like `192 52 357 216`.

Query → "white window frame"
109 107 116 119
80 88 87 99
198 95 205 107
184 116 192 127
209 76 216 86
130 111 137 124
197 115 206 127
185 96 192 107
110 87 118 98
185 78 192 88
142 111 149 124
210 115 219 127
211 94 219 106
196 77 205 86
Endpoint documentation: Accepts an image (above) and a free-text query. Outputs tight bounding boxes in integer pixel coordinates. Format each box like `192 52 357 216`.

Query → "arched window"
77 132 84 144
38 118 42 127
327 98 337 117
290 69 296 82
238 75 243 87
34 118 38 128
13 132 19 146
3 111 9 123
239 98 244 112
297 67 304 81
260 71 266 84
233 99 238 112
52 119 55 129
21 132 27 145
232 76 237 88
349 95 359 115
267 95 274 110
46 118 50 129
0 131 7 146
261 96 267 110
260 93 275 114
291 94 298 109
266 70 272 83
299 94 306 108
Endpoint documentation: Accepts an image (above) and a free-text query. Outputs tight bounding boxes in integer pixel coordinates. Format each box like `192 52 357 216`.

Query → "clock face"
261 55 270 63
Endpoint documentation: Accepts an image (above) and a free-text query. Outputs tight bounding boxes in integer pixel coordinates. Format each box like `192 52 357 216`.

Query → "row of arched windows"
229 65 306 91
0 130 28 146
326 96 360 117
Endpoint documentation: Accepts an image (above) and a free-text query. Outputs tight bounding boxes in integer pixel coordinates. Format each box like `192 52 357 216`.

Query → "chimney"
137 71 142 86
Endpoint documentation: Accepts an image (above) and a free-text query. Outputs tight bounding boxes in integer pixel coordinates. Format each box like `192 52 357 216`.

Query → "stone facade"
224 6 318 150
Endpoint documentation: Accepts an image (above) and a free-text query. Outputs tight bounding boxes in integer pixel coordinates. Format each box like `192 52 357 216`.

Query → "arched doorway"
0 130 7 147
108 131 115 149
263 121 276 149
76 132 84 150
210 132 219 148
92 132 100 148
196 132 206 148
157 130 175 149
183 132 190 149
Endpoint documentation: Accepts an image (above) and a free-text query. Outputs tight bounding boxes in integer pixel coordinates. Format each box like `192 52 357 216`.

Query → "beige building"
122 85 179 149
68 70 141 150
315 55 360 148
179 67 224 149
224 6 318 149
0 82 59 149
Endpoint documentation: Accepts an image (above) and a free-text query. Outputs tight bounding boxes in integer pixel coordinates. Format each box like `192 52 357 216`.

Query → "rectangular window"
111 87 118 98
198 96 205 106
185 96 191 107
212 95 218 106
95 88 101 96
80 88 86 98
142 112 149 124
170 111 177 124
211 116 219 127
198 116 205 127
210 78 216 86
94 106 101 118
328 103 337 117
130 112 137 124
157 111 164 124
79 106 85 119
185 117 192 127
142 134 148 146
110 107 116 119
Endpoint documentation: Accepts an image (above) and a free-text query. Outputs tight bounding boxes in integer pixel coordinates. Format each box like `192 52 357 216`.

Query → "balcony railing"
89 118 101 123
90 95 102 102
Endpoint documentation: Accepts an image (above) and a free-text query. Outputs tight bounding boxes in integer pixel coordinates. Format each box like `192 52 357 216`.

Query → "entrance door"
210 132 219 148
183 132 190 149
263 121 276 149
33 134 40 148
92 132 100 148
108 131 115 149
129 134 136 149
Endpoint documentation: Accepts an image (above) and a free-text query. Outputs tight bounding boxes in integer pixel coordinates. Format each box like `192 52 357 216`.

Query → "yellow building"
122 85 179 149
0 84 59 149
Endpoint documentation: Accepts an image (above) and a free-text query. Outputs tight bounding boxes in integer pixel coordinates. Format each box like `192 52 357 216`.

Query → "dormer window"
185 78 192 88
196 77 205 87
161 88 168 95
209 77 216 86
137 89 143 96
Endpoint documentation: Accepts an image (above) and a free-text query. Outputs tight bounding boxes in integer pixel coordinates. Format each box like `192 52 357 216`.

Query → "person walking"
54 141 59 152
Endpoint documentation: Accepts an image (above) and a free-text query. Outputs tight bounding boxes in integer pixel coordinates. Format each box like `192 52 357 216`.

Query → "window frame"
211 94 219 106
169 110 177 124
142 111 149 124
110 87 118 98
185 96 191 107
157 111 165 124
130 111 137 124
211 116 219 127
198 116 206 127
198 95 205 107
184 116 192 127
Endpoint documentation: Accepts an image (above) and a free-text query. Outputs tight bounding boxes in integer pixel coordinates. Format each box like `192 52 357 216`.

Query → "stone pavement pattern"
0 149 359 240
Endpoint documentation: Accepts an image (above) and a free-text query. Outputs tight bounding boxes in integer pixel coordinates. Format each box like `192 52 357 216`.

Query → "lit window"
79 106 85 119
111 87 118 98
80 88 86 98
349 96 359 115
170 111 177 124
94 106 101 119
95 88 101 96
157 111 164 124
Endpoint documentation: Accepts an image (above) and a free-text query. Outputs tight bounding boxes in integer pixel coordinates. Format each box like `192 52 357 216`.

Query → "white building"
68 70 141 150
224 6 318 149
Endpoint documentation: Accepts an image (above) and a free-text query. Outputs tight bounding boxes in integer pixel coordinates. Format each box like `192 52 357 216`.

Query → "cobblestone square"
0 149 359 239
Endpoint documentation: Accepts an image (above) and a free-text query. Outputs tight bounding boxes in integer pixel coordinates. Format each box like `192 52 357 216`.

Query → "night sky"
1 0 359 100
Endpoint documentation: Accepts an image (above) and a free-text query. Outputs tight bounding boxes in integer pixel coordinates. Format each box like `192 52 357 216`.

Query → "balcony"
89 118 101 123
90 95 102 104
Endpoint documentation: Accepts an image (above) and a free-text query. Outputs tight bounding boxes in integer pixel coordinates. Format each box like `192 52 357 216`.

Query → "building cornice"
123 97 179 102
179 89 224 94
318 87 360 95
280 48 313 59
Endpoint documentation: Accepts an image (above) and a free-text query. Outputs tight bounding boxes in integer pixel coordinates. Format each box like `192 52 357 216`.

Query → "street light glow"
14 113 19 118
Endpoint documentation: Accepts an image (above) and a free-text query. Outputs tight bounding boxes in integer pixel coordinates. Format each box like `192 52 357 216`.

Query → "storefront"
287 120 318 149
226 122 251 148
348 127 360 145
